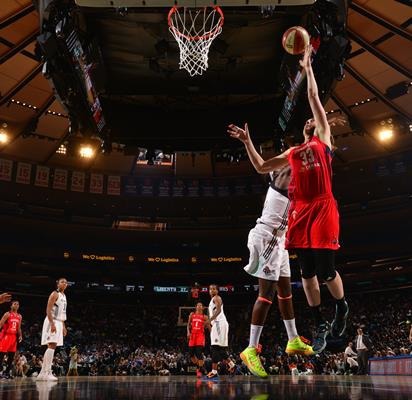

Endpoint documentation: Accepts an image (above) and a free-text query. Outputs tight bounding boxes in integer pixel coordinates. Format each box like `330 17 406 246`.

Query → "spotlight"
0 132 9 144
79 145 95 158
0 123 9 144
378 129 393 142
56 144 67 155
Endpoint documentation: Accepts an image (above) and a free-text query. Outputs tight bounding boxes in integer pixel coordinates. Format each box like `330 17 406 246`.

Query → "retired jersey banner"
16 162 32 184
0 159 13 181
34 165 50 187
71 171 85 192
53 168 68 190
107 175 120 195
89 173 103 194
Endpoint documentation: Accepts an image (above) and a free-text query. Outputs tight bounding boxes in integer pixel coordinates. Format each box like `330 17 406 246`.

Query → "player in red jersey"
188 302 209 378
0 300 22 379
227 45 348 353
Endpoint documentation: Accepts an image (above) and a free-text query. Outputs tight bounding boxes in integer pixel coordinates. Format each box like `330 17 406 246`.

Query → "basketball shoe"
331 301 349 338
312 321 331 353
240 347 268 379
285 336 314 356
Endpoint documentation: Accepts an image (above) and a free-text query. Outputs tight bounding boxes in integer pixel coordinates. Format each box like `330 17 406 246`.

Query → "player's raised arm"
300 45 331 148
0 293 11 304
210 296 223 322
228 123 290 173
0 312 10 329
46 292 59 333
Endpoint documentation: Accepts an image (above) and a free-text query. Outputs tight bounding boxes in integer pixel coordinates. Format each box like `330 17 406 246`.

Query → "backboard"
75 0 315 7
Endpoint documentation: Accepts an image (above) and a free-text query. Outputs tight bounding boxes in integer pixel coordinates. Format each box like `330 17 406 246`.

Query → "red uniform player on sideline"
187 302 209 378
0 300 23 379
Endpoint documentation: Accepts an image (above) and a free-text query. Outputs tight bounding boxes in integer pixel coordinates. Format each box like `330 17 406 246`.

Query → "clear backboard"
75 0 315 7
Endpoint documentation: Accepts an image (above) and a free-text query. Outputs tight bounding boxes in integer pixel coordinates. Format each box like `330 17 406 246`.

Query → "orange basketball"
282 26 310 55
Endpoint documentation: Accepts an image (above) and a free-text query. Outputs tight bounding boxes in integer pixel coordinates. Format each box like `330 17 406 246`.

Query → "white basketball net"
168 6 224 77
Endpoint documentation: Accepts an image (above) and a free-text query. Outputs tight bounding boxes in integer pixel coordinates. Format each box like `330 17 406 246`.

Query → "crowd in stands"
1 289 411 378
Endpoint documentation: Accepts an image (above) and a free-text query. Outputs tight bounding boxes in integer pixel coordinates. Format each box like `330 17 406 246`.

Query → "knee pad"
316 264 337 282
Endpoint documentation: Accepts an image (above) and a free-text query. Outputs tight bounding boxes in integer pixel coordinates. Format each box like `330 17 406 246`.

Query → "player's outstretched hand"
228 123 250 144
0 293 12 304
299 44 313 70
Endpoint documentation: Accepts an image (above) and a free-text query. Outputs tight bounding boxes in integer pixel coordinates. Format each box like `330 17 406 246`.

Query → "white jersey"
209 296 227 323
52 291 67 321
256 186 290 232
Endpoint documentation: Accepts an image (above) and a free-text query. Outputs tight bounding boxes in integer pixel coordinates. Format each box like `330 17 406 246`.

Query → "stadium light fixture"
378 129 394 142
79 145 95 158
0 123 9 144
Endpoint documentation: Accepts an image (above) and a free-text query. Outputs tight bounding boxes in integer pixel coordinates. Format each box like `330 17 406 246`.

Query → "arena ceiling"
0 0 411 174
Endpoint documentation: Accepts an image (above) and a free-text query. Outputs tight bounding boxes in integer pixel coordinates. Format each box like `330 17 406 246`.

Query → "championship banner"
187 180 200 197
123 176 137 195
158 179 171 197
34 165 50 187
202 180 215 197
53 168 68 190
107 175 121 196
15 162 32 184
172 180 185 197
89 173 103 194
0 158 13 181
71 171 85 192
141 178 154 196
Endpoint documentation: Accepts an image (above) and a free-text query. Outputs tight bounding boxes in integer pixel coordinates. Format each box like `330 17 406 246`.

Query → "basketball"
282 26 310 55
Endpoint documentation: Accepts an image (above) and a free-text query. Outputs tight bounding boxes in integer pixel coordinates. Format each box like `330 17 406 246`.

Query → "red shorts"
189 333 205 347
286 195 340 250
0 334 17 353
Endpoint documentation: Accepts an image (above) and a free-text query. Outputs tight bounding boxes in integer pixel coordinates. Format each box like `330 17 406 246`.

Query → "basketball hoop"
168 6 224 77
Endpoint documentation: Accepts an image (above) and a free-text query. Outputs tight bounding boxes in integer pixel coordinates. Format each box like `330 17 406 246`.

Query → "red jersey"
190 313 205 335
288 135 333 201
2 312 21 335
189 313 206 347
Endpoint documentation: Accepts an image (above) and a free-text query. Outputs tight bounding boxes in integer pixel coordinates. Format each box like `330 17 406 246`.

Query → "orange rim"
168 6 224 42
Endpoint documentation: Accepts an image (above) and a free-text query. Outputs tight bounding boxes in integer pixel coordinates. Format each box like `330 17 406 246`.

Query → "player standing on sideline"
227 45 348 353
0 300 22 379
187 302 209 378
37 278 68 381
206 284 235 379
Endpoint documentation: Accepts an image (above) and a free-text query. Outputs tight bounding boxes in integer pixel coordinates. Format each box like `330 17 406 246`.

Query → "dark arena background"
0 0 411 399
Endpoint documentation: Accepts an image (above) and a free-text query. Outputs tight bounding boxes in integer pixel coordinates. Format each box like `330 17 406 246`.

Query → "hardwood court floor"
0 375 411 399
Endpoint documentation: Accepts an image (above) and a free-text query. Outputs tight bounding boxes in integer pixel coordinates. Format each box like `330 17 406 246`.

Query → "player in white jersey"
206 284 235 379
235 164 313 378
37 278 68 381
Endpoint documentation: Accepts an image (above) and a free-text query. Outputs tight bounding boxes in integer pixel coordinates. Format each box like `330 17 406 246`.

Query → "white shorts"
210 319 229 347
244 223 290 281
41 318 64 346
